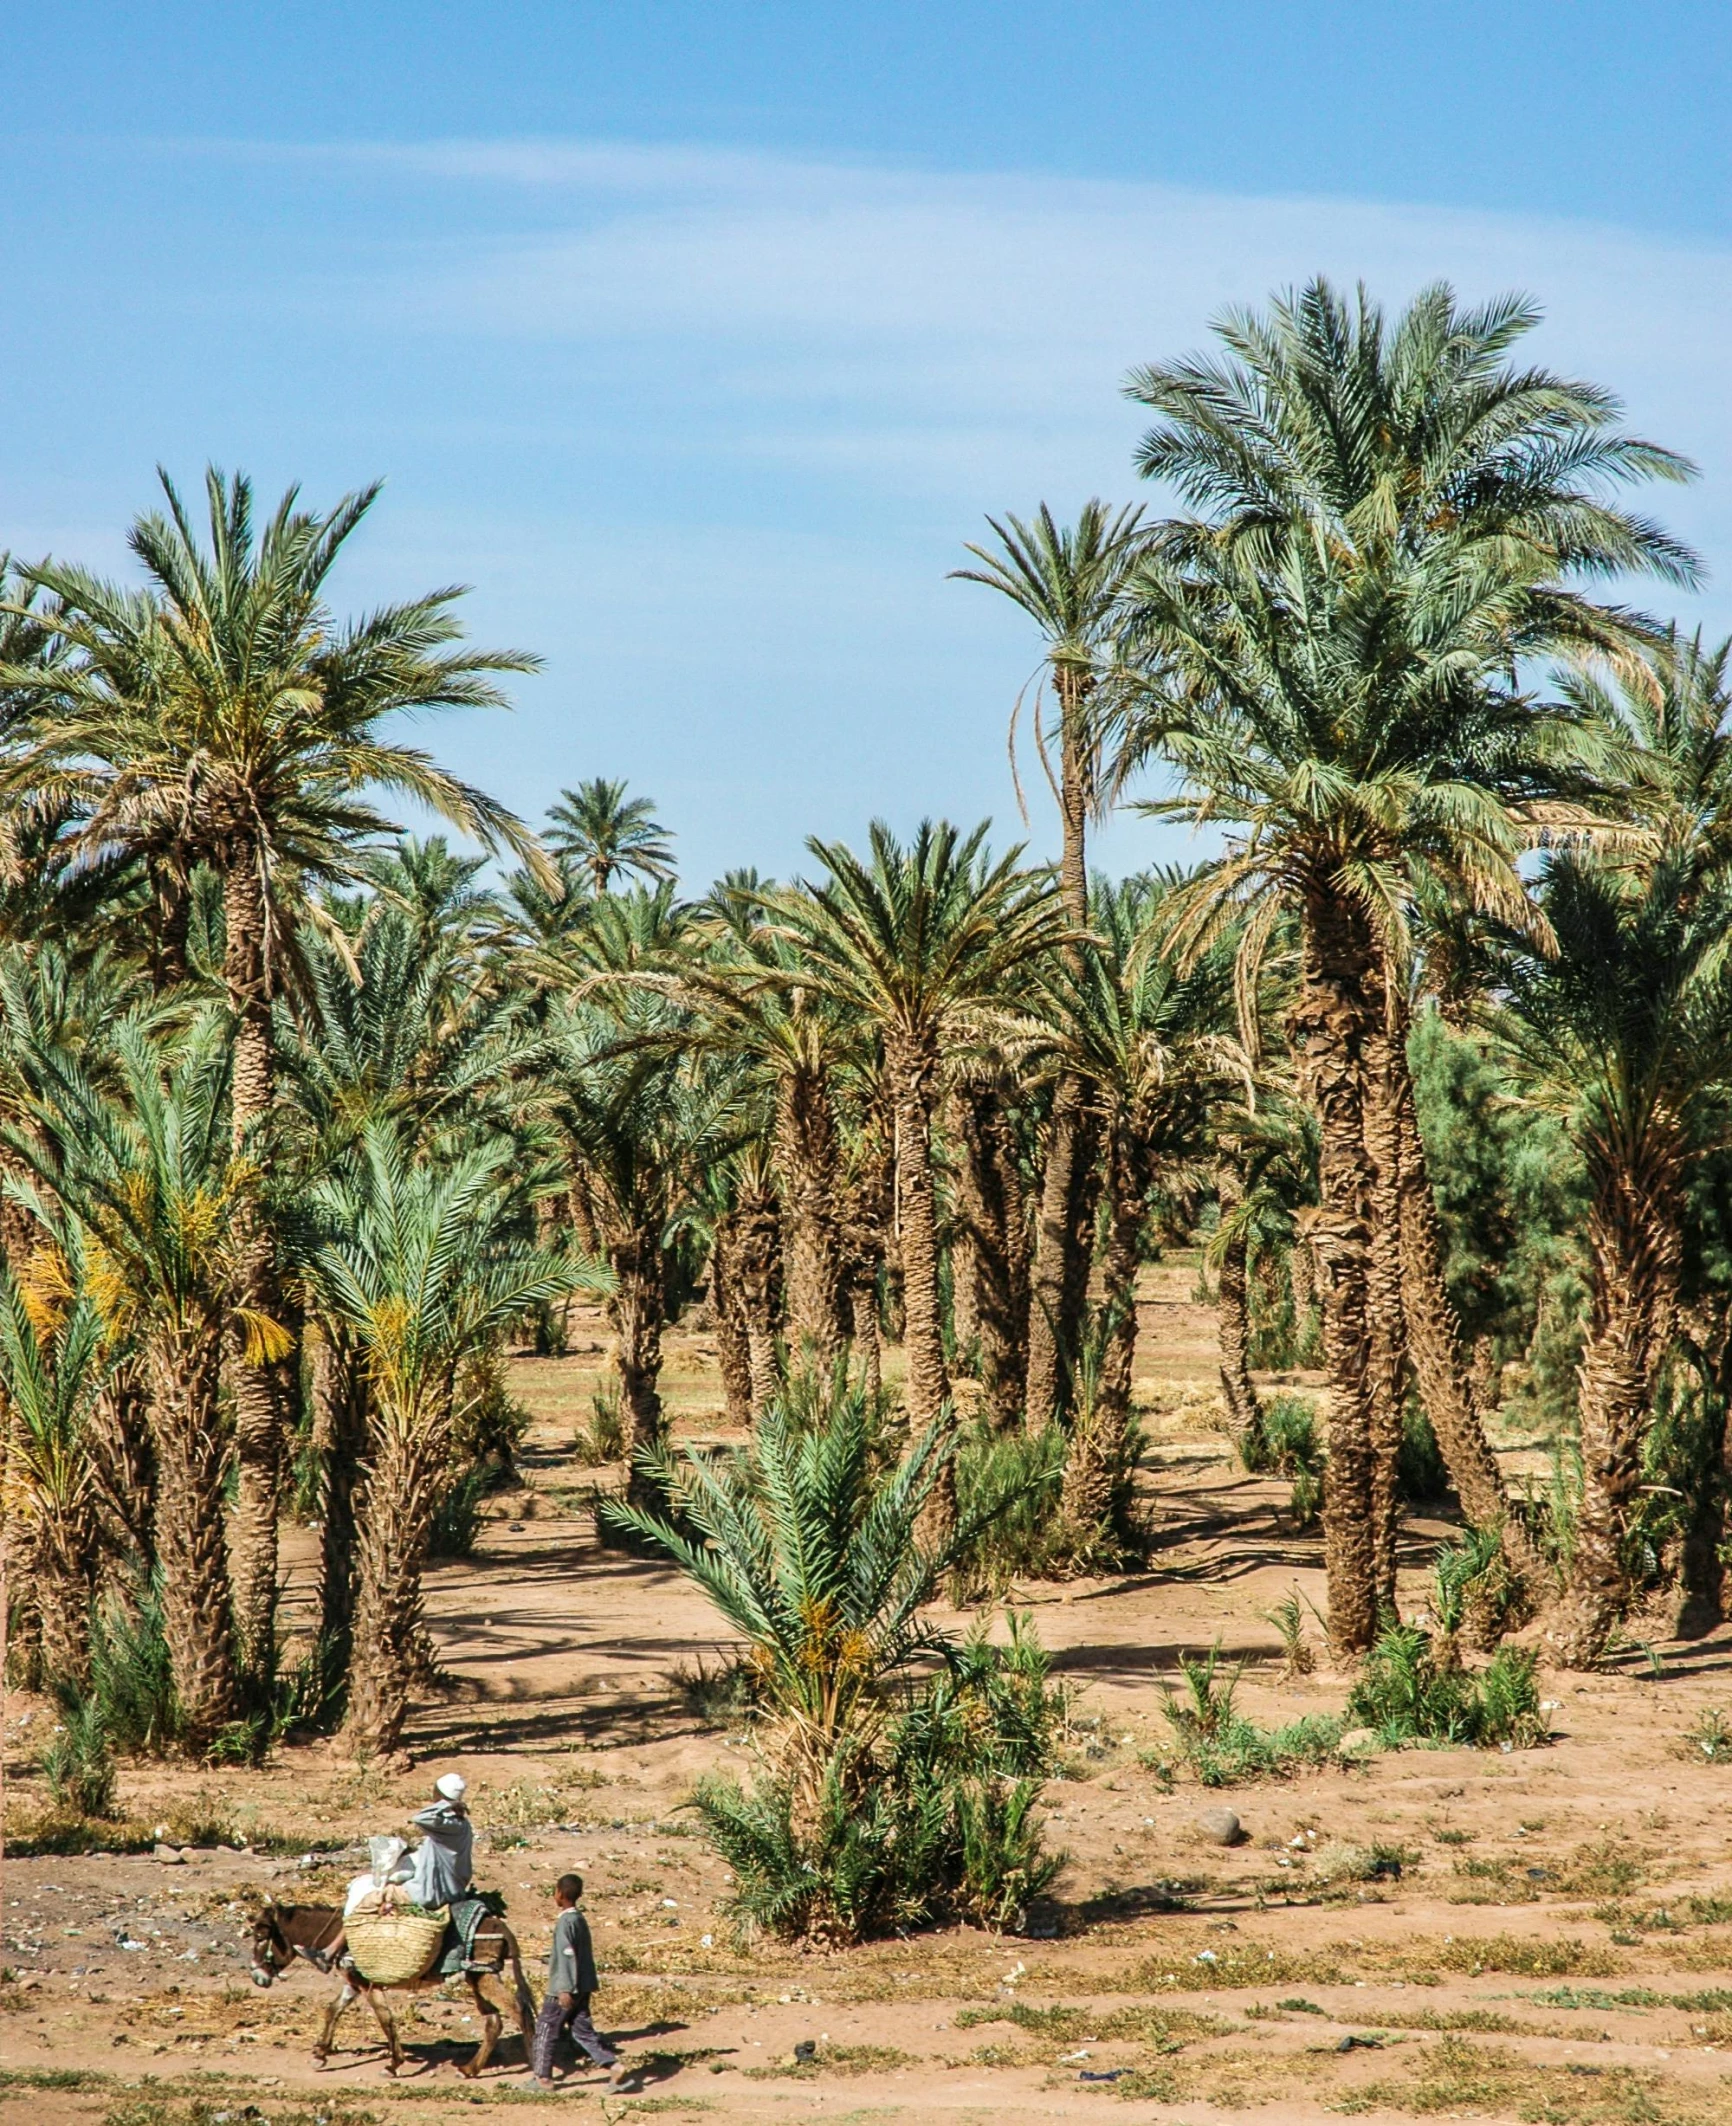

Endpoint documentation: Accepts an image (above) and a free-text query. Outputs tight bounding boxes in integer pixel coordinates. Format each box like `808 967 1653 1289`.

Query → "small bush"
1346 1623 1547 1749
675 1650 762 1727
42 1698 116 1818
1237 1394 1322 1478
451 1346 531 1469
1429 1525 1516 1658
949 1418 1067 1596
87 1587 178 1754
574 1385 627 1465
1684 1707 1732 1763
1160 1640 1342 1783
427 1462 490 1558
1264 1589 1316 1678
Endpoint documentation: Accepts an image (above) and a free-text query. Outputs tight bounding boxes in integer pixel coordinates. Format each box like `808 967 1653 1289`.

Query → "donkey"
250 1901 536 2078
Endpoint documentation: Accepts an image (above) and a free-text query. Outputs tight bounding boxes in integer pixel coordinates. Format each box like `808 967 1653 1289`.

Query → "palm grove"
2 280 1729 1926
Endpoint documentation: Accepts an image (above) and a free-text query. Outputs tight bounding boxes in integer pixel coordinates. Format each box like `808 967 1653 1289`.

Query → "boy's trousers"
532 1990 618 2077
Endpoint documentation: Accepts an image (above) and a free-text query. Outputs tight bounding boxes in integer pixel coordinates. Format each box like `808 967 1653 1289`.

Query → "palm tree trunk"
1059 1124 1142 1536
88 1371 155 1574
223 862 292 1679
311 1322 368 1699
1215 1164 1259 1446
1390 1041 1543 1593
33 1528 91 1692
144 1327 241 1750
709 1229 755 1427
610 1237 667 1490
1026 675 1095 1429
953 1079 1030 1427
778 1068 845 1361
1362 1015 1410 1621
890 1036 953 1543
728 1182 782 1416
1545 1169 1680 1669
1294 889 1380 1661
341 1414 445 1758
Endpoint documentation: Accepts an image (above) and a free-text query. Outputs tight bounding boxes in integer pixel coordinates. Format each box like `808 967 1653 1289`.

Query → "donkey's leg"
313 1978 357 2063
458 1975 504 2077
366 1985 403 2076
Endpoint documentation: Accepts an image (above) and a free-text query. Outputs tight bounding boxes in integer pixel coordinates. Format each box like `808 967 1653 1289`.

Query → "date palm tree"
771 824 1070 1462
547 778 676 896
1030 873 1242 1533
7 1017 285 1748
1117 279 1694 1653
0 1247 114 1689
954 503 1146 1426
1501 849 1732 1667
307 1118 596 1754
0 467 549 1669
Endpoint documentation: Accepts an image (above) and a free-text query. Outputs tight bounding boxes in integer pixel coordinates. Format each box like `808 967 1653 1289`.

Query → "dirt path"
8 1260 1732 2122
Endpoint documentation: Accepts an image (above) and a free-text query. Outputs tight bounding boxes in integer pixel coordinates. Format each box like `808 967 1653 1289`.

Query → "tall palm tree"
540 991 761 1469
1030 874 1241 1533
7 1017 283 1747
0 467 550 1670
954 503 1147 1426
1117 280 1694 1653
1501 850 1732 1667
547 778 676 896
307 1119 594 1753
771 824 1070 1460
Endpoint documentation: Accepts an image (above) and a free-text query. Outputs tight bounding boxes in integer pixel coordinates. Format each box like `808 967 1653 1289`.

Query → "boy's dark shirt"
547 1903 599 1997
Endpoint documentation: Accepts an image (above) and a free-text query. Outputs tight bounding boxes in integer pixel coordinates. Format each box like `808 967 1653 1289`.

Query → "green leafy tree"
1117 280 1692 1649
0 468 548 1667
546 778 676 895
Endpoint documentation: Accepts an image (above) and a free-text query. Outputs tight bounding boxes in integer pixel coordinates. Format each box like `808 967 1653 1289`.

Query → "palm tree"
7 1017 283 1747
771 824 1070 1464
0 1248 114 1688
1501 849 1732 1667
307 1119 595 1754
541 990 761 1470
1031 874 1242 1532
946 1054 1033 1427
1116 280 1694 1652
547 778 676 896
954 503 1147 1426
0 467 550 1669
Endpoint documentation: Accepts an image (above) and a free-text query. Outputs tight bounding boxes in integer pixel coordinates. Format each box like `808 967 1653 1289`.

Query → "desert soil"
7 1254 1732 2125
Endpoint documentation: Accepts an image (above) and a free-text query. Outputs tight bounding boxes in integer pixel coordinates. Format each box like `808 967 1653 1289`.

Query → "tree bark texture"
311 1323 369 1692
1215 1165 1260 1447
1362 1015 1410 1620
726 1180 783 1417
144 1328 241 1749
1059 1121 1144 1537
777 1068 846 1361
890 1036 954 1545
1391 1043 1543 1592
1025 1078 1097 1429
708 1231 756 1428
609 1236 667 1493
222 862 293 1678
340 1409 448 1757
1292 889 1380 1661
1545 1167 1681 1669
952 1079 1031 1427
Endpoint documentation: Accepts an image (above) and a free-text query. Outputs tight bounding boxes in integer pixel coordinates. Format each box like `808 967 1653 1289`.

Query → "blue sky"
5 3 1731 884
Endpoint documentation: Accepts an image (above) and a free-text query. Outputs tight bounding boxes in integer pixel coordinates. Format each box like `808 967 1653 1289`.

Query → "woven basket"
346 1900 449 1985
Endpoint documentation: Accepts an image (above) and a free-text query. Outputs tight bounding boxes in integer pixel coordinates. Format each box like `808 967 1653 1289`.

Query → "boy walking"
533 1874 629 2090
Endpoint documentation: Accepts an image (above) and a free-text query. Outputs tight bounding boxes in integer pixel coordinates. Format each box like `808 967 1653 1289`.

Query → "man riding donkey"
251 1770 536 2077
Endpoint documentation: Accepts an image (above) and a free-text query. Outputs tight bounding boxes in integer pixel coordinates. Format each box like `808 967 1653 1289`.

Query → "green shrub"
1159 1640 1342 1783
427 1463 490 1558
42 1697 116 1818
949 1419 1066 1596
87 1587 178 1754
574 1384 626 1464
607 1381 1064 1942
1684 1707 1732 1763
1429 1525 1516 1656
1237 1394 1321 1478
1346 1623 1547 1749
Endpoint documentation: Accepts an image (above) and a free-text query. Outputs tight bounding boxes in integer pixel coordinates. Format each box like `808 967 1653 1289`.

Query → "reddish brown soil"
7 1255 1732 2122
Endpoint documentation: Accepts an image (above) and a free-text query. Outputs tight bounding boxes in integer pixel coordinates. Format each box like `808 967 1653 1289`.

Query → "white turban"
434 1772 468 1803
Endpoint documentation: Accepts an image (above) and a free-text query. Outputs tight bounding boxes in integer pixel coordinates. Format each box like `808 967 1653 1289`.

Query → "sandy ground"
8 1256 1732 2124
